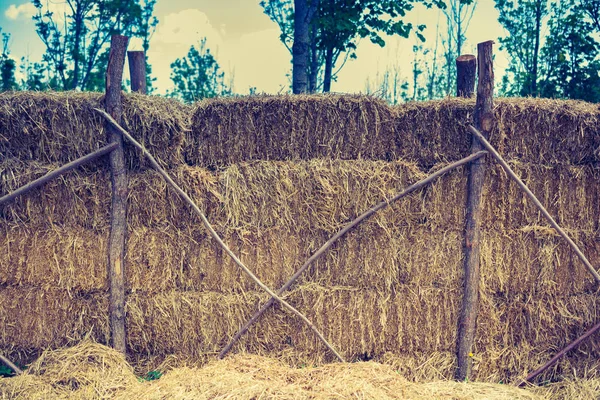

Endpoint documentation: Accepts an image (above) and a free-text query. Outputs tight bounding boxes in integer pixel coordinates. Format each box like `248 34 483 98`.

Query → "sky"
0 0 509 95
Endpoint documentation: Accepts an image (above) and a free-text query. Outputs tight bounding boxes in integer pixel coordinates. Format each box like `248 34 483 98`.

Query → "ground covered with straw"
2 341 592 400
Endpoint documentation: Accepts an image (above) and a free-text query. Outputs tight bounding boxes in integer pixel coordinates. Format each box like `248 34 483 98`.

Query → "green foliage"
495 0 547 96
141 370 162 381
0 30 17 92
168 38 231 104
19 56 47 91
497 0 600 102
538 0 600 102
261 0 445 92
31 0 158 91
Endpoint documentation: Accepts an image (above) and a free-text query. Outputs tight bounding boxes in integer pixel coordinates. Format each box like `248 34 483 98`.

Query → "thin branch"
219 150 488 358
0 142 118 206
468 125 600 283
0 353 23 375
93 108 345 362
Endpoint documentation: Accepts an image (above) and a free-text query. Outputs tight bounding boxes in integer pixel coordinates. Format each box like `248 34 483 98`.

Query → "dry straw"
0 342 552 399
2 93 600 385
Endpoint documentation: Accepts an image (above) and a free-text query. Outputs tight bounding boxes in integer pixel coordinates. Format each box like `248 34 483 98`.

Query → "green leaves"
169 38 231 103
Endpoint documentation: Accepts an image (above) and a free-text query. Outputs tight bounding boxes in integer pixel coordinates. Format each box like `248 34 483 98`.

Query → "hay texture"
188 95 600 168
0 91 189 170
2 93 600 385
0 342 544 400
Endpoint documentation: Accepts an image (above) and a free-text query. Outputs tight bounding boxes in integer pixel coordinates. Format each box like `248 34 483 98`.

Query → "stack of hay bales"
1 92 599 384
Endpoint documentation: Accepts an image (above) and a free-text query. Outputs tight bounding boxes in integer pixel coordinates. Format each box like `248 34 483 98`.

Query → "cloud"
147 9 224 94
4 2 37 20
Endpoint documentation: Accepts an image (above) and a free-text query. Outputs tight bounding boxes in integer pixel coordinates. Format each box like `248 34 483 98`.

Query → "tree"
495 0 547 97
538 0 600 102
441 0 477 95
292 0 310 93
0 30 17 92
168 39 231 104
31 0 158 91
262 0 445 93
19 55 47 90
580 0 600 32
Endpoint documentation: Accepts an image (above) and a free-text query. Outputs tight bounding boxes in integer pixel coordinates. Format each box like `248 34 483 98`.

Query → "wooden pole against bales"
518 320 600 386
456 40 494 382
94 107 344 362
456 54 477 97
0 143 118 206
468 125 600 283
219 150 489 359
127 51 147 94
105 34 129 354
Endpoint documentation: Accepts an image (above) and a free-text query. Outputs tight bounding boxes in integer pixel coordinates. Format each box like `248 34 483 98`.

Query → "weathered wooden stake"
220 150 488 359
0 143 118 206
106 34 129 354
469 125 600 283
456 40 494 382
127 51 147 94
456 54 477 97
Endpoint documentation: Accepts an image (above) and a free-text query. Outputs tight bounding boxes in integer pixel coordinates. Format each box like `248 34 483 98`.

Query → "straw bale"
188 95 600 168
0 91 189 170
392 97 600 167
480 228 600 296
187 94 397 168
3 285 600 383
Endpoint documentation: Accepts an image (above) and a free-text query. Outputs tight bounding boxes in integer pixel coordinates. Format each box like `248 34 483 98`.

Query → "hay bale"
0 91 189 171
4 285 600 383
188 95 600 168
186 94 397 168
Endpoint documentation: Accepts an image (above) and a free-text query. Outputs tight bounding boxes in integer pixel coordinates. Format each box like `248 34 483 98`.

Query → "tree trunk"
456 54 476 97
292 0 309 94
323 46 333 92
532 0 542 96
105 34 129 354
127 51 147 94
456 40 494 382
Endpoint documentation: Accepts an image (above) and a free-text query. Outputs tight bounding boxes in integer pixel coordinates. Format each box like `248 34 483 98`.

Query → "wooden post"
127 51 147 94
106 34 129 354
456 41 494 381
219 151 488 359
456 54 477 97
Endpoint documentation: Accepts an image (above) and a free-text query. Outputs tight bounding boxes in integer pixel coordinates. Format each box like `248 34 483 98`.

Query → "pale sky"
0 0 508 95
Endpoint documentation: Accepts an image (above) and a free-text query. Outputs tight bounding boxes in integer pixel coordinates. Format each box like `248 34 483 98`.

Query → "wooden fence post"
456 40 494 381
456 54 477 97
106 34 129 354
127 51 147 94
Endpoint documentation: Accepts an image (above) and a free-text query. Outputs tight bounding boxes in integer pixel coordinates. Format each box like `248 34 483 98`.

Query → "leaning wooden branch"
93 108 345 362
0 353 22 375
518 320 600 387
0 142 118 206
468 125 600 283
219 150 488 359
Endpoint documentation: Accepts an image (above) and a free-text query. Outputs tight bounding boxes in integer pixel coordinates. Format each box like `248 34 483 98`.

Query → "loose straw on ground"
220 150 488 358
93 108 344 362
468 125 600 283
